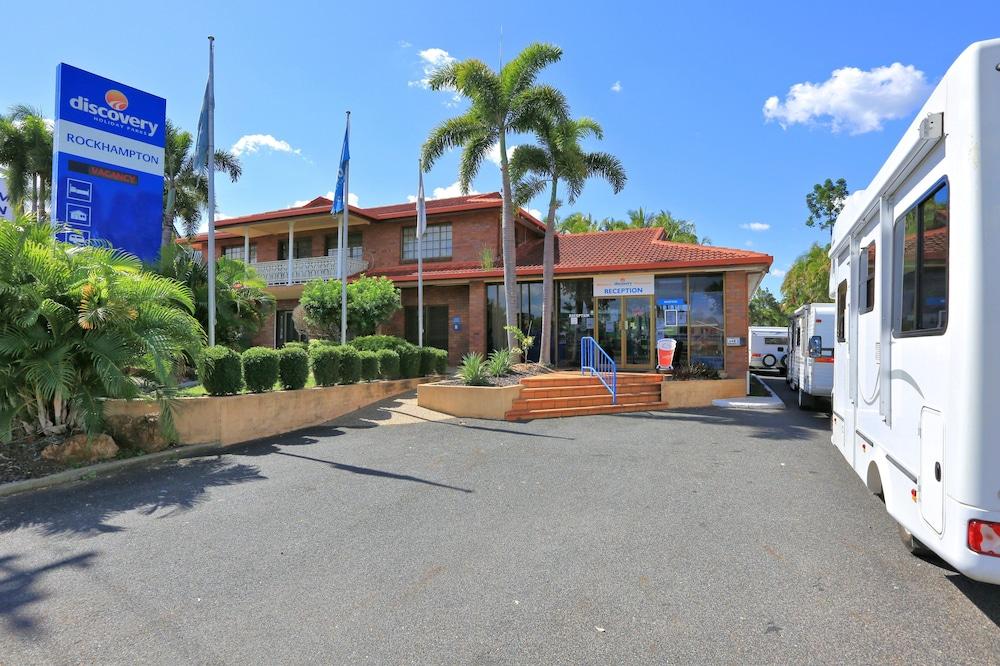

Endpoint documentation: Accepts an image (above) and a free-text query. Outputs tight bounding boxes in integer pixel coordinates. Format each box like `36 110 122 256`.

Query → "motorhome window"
763 336 788 345
895 182 949 335
859 242 876 314
837 281 847 342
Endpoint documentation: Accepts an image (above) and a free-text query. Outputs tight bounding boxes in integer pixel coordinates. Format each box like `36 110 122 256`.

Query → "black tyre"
762 353 777 368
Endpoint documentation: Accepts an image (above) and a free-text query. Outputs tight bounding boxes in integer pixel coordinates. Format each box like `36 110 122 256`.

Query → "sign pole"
206 36 217 347
417 161 424 348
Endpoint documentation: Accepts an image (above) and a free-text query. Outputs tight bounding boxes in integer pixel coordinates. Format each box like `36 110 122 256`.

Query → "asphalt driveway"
1 379 997 664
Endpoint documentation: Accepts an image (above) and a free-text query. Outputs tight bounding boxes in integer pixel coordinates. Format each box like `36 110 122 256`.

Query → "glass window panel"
403 223 452 261
654 276 689 367
557 279 593 366
688 274 724 369
895 182 947 335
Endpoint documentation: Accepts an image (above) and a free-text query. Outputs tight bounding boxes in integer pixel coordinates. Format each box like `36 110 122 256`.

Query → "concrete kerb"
712 373 786 410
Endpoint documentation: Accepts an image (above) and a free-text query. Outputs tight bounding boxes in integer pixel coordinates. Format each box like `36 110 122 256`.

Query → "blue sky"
4 1 999 292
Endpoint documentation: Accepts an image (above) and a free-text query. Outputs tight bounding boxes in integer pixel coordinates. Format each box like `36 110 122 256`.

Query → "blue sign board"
51 63 166 261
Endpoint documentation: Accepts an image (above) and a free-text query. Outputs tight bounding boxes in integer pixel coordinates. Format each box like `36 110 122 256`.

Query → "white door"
831 252 852 459
920 408 945 533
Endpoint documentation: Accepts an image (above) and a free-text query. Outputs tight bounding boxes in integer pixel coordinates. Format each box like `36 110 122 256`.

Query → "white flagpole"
206 36 217 347
339 111 350 345
417 161 424 348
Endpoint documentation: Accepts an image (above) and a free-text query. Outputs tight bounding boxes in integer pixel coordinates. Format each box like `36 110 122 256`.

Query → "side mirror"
808 335 823 358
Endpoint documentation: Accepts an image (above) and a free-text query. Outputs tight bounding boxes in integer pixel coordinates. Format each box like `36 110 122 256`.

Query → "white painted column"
287 221 295 285
243 228 250 263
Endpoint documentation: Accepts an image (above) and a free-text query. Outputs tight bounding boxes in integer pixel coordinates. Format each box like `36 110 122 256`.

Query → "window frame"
892 178 950 339
277 237 313 261
836 280 848 343
401 222 452 263
858 241 876 315
325 231 364 259
221 243 257 263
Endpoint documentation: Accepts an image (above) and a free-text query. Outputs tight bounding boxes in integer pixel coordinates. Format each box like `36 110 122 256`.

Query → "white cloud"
745 240 754 247
406 181 480 202
487 142 517 168
399 40 412 48
763 62 931 134
528 208 543 220
610 81 622 93
230 134 302 158
771 267 787 278
408 47 456 89
291 191 358 208
741 222 770 232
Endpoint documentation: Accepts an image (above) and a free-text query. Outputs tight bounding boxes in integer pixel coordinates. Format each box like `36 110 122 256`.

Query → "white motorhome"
748 326 789 373
786 303 835 409
828 39 1000 583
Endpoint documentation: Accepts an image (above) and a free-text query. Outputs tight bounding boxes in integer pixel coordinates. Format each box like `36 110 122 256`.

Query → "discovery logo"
69 90 158 138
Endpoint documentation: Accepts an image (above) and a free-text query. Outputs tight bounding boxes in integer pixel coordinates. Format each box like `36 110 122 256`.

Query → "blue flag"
332 125 350 214
194 78 212 170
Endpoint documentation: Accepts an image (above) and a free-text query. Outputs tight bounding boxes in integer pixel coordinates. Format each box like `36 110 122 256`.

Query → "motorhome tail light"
968 520 1000 557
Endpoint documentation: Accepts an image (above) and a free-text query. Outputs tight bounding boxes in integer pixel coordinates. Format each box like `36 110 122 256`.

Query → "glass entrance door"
595 296 653 368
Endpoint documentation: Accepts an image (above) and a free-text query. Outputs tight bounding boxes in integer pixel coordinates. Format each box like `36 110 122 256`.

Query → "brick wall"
724 271 749 377
364 209 502 270
381 286 471 366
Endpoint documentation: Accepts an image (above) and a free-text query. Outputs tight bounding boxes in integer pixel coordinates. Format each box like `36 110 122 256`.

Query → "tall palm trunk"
498 132 519 354
31 175 38 219
539 178 558 366
162 181 177 249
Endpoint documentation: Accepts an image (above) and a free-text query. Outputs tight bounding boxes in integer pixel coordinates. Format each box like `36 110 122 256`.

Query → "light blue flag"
332 125 350 214
194 79 212 170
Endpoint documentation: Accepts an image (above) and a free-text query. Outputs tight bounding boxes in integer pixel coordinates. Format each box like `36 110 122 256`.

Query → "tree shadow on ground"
611 405 830 444
0 551 97 637
0 457 265 538
232 427 473 494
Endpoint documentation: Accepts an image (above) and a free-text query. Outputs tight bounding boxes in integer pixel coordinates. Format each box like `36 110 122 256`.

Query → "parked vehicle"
748 326 789 374
828 39 1000 584
786 303 834 409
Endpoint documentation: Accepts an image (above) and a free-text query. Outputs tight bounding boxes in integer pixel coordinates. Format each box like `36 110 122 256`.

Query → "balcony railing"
251 255 369 286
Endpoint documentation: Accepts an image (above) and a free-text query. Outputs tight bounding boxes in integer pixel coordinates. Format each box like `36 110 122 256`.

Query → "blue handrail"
580 336 617 404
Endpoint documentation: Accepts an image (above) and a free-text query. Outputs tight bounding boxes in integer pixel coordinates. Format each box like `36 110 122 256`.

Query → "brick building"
189 192 773 376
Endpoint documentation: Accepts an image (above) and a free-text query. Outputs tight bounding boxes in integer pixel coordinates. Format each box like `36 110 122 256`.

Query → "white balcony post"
287 221 295 285
243 228 250 263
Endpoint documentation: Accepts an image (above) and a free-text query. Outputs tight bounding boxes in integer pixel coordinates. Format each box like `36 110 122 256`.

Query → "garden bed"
0 434 163 485
417 382 524 420
660 377 746 408
433 363 552 387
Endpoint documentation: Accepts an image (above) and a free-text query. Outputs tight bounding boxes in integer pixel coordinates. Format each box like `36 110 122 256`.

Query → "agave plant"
0 215 204 442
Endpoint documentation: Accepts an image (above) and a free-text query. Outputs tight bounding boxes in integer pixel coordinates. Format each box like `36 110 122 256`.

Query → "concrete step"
519 385 661 400
511 390 662 411
520 373 662 388
505 400 671 421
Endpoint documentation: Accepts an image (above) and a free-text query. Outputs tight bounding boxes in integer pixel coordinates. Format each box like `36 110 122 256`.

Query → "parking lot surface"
1 380 997 663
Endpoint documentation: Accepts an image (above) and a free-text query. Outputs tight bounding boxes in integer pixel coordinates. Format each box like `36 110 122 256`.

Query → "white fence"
252 255 369 286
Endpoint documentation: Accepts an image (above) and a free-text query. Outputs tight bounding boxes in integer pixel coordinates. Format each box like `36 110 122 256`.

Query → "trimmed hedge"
359 350 380 381
241 347 280 393
278 346 309 390
339 345 362 384
375 349 400 379
310 344 341 386
282 341 307 351
350 335 411 353
398 345 421 379
199 345 243 396
418 347 437 376
429 347 448 375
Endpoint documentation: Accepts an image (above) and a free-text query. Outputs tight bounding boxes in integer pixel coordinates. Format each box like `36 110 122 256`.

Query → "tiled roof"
367 227 772 283
209 191 543 231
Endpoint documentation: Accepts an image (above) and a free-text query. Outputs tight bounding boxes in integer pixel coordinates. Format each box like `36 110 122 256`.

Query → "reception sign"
51 63 166 260
593 273 655 297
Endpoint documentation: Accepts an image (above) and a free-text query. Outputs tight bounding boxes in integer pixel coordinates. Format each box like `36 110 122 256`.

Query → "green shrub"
486 348 513 377
376 349 400 379
283 341 307 351
350 335 411 353
398 345 421 378
359 350 380 381
670 363 722 381
241 347 280 393
278 346 310 390
458 352 490 386
431 348 448 375
300 276 401 338
200 345 244 396
418 347 438 376
339 346 362 384
310 345 341 386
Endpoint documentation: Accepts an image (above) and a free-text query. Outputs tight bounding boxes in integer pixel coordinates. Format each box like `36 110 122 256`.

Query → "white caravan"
748 326 789 373
785 304 835 409
828 39 1000 583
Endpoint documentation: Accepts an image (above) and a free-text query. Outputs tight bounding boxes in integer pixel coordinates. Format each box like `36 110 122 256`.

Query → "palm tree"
420 43 568 352
511 117 626 365
557 212 598 234
0 105 52 217
161 120 242 249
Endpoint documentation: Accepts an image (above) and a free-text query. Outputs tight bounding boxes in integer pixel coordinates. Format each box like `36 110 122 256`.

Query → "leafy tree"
557 212 599 234
806 178 849 232
162 120 242 248
0 105 52 218
749 287 787 326
155 244 274 350
780 243 833 311
0 214 203 441
300 275 402 339
511 116 626 364
421 43 568 351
